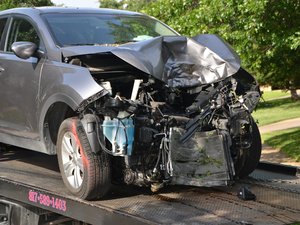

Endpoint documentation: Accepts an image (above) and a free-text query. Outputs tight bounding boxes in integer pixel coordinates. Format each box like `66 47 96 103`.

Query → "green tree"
100 0 153 11
101 0 300 99
257 1 300 99
100 0 123 9
0 0 53 10
143 0 300 99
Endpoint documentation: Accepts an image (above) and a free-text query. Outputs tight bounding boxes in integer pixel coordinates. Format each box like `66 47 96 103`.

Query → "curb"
258 161 300 177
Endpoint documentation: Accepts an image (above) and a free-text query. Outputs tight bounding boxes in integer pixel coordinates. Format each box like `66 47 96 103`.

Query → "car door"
0 15 45 140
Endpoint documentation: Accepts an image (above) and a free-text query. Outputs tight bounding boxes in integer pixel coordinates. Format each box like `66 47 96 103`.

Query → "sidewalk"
259 118 300 134
259 118 300 167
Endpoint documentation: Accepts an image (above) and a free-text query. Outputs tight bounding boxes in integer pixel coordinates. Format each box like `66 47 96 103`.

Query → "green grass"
252 98 300 126
262 90 290 101
261 128 300 162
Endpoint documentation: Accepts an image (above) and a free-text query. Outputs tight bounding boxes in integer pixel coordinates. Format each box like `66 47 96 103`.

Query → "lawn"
261 90 290 101
252 97 300 126
256 90 300 162
261 128 300 162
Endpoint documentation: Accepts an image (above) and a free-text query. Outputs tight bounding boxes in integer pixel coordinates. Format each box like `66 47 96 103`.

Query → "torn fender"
61 35 241 88
39 61 108 112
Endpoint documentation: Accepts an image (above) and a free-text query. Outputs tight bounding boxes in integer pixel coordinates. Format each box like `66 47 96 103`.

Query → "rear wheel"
234 120 262 178
57 118 111 200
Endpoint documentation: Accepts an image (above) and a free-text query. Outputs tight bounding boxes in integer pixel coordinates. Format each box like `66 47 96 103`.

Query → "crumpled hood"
61 35 241 88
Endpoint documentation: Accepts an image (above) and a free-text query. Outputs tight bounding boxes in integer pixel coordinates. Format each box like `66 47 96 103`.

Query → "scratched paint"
72 119 89 168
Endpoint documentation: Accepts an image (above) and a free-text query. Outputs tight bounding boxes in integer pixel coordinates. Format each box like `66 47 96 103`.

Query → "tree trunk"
290 88 299 100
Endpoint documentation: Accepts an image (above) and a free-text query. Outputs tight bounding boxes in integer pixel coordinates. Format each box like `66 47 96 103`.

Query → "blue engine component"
102 118 134 156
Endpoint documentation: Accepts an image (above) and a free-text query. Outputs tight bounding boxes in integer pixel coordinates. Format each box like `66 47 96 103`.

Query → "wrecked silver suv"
0 7 261 199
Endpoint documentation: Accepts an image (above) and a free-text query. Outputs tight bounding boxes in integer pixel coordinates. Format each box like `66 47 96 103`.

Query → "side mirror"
11 42 38 60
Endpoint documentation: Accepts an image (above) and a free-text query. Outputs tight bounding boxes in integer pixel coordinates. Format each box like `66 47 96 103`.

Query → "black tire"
234 120 262 178
57 118 111 200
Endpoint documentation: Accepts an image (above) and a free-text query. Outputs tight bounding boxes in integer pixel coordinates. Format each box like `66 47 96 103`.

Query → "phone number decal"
28 190 67 212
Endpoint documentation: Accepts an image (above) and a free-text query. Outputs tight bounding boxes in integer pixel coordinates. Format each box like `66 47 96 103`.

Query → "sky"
51 0 100 8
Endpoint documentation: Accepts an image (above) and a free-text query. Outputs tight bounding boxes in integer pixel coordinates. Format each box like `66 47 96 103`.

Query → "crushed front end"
68 35 261 192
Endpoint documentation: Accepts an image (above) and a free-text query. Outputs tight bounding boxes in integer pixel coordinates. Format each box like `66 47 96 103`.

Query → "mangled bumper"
170 128 233 187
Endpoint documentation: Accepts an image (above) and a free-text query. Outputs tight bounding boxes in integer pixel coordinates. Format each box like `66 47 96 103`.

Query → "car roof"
0 7 143 17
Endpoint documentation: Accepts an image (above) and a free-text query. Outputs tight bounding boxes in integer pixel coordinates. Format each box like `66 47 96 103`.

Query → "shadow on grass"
258 98 300 109
263 128 300 162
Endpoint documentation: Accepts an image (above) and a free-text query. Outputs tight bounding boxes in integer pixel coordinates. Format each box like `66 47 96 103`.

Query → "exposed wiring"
152 132 173 177
147 92 164 117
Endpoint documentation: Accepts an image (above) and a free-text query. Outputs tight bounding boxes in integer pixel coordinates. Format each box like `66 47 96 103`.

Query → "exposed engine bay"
63 35 261 191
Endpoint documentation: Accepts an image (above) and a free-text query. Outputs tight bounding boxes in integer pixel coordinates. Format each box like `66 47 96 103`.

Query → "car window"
0 18 8 51
6 17 40 52
43 14 178 47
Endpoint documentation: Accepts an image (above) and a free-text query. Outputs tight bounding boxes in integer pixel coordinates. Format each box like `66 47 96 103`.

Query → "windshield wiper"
65 43 97 46
64 41 138 47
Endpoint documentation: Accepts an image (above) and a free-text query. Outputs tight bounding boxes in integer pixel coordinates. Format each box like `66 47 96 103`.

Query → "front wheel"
57 118 111 200
233 120 262 178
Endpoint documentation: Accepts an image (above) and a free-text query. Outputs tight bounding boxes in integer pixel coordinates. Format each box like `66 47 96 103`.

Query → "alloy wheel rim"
61 131 84 189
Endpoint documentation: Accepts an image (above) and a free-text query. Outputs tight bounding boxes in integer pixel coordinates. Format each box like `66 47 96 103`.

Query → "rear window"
43 13 177 47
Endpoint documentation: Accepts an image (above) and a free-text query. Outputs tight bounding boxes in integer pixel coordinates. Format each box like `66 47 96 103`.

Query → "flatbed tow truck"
0 147 300 225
